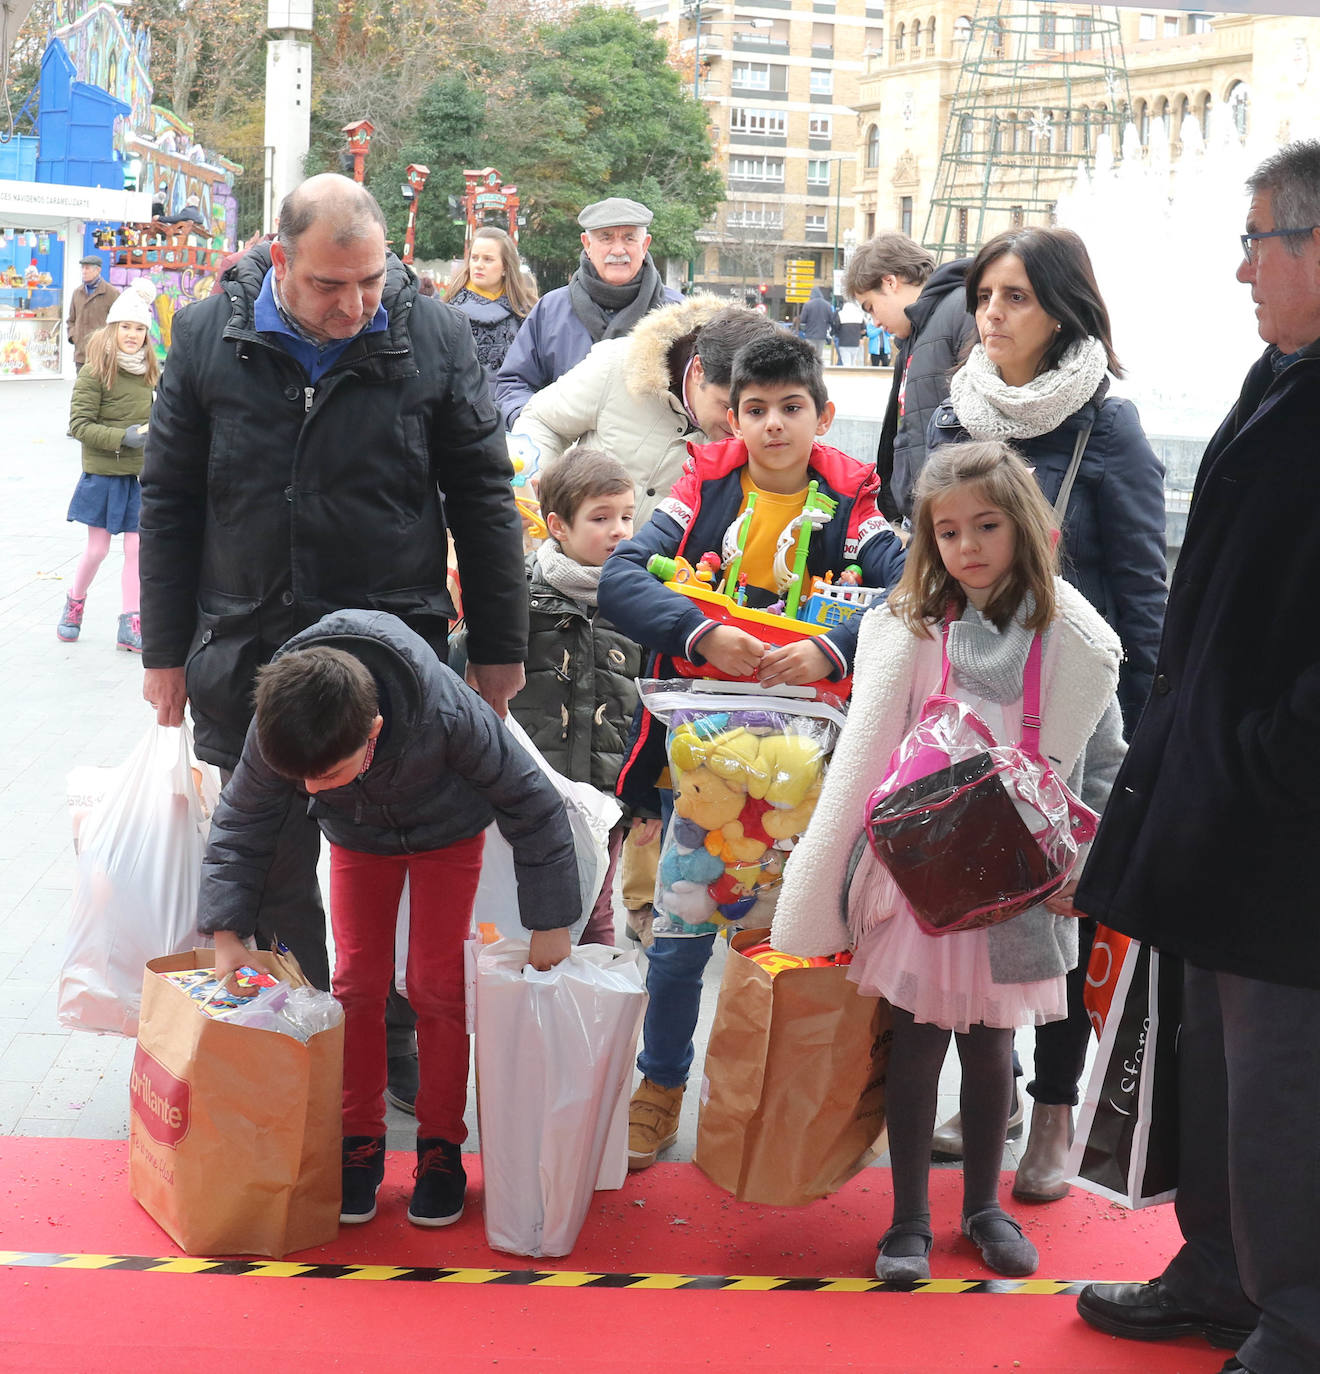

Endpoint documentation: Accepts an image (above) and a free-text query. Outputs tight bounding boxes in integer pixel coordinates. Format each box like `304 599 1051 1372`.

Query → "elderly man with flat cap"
494 196 682 425
67 254 120 367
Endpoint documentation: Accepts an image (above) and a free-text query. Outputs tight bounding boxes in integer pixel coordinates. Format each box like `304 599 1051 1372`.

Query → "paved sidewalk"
0 377 1042 1170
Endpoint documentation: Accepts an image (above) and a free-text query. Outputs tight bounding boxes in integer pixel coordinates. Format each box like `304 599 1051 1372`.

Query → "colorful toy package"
639 680 847 938
158 965 343 1041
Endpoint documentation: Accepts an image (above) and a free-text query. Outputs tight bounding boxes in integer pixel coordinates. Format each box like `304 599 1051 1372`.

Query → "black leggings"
887 1008 1015 1227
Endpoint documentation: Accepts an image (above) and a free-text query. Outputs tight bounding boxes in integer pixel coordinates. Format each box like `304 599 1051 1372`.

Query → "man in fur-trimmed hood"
511 295 777 525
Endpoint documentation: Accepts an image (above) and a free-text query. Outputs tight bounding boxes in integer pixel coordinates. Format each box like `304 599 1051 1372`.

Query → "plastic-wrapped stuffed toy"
643 683 846 939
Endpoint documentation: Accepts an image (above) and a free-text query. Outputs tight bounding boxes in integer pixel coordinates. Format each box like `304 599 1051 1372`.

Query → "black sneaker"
407 1138 466 1228
385 1052 419 1115
340 1134 386 1223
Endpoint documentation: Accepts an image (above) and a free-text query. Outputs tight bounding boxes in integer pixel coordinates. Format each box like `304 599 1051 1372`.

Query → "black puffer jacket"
199 611 579 937
509 554 643 802
879 259 976 518
139 244 526 770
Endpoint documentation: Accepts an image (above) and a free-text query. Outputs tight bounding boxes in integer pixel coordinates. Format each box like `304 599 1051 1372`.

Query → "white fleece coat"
512 295 731 526
771 579 1124 973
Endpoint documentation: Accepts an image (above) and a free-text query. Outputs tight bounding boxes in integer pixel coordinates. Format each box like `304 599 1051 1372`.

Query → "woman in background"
443 227 538 384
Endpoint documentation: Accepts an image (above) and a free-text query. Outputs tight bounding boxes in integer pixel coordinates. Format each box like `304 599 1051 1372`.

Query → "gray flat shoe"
875 1221 934 1282
962 1207 1038 1277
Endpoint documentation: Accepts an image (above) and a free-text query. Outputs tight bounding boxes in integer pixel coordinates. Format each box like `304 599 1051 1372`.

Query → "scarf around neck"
535 539 603 607
568 252 666 344
946 595 1039 704
117 349 148 375
949 336 1109 440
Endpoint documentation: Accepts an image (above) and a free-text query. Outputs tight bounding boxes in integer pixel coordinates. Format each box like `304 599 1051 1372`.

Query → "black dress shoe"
385 1052 419 1115
1218 1358 1251 1373
1076 1279 1255 1350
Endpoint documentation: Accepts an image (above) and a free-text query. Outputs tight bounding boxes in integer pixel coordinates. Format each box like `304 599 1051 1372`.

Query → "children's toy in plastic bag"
862 631 1096 937
476 940 646 1256
640 680 846 939
158 963 344 1042
59 724 221 1036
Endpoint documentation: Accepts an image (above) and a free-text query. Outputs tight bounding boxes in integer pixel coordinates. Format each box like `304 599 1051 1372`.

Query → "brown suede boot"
627 1077 683 1170
1012 1103 1075 1202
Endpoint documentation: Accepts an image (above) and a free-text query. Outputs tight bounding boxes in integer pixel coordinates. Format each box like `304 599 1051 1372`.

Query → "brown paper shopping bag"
694 928 891 1207
129 949 343 1258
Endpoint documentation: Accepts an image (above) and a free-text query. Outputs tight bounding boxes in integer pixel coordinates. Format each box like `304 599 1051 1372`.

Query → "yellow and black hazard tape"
0 1251 1087 1294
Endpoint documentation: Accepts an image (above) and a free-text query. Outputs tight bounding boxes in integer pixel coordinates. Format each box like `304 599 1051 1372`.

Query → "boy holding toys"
599 330 907 1168
202 609 579 1229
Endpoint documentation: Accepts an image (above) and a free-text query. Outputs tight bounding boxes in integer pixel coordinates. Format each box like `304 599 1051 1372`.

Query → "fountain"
1056 108 1272 547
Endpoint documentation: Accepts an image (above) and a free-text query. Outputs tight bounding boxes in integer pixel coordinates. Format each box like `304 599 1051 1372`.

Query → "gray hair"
276 173 388 264
1246 140 1320 256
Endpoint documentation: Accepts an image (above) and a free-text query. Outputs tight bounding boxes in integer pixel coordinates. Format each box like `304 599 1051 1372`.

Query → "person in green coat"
61 281 159 652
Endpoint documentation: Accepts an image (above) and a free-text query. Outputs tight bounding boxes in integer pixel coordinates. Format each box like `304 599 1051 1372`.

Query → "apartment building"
624 0 884 313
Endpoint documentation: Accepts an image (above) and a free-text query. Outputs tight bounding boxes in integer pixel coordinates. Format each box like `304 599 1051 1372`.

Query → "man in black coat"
138 173 529 1112
843 232 977 522
1075 141 1320 1374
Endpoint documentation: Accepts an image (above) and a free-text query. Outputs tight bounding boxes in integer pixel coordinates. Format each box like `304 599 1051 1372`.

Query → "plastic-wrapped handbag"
863 625 1097 936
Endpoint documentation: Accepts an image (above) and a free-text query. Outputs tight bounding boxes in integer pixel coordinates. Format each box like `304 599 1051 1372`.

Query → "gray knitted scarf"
945 595 1040 704
568 252 667 343
534 539 602 608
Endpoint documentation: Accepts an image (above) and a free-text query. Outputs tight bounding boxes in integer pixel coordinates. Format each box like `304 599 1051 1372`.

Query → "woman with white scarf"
926 226 1167 1205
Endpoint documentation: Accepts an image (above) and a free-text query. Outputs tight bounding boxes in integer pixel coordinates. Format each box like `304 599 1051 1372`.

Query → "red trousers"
330 835 484 1140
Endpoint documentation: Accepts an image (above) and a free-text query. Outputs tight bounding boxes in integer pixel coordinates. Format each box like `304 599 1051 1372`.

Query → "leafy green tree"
486 5 723 288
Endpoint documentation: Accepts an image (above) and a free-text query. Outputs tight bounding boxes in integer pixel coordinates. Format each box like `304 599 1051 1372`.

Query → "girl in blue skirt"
62 281 158 651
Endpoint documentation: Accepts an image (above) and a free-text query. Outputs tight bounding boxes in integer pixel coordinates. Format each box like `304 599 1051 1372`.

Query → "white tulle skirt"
848 905 1067 1034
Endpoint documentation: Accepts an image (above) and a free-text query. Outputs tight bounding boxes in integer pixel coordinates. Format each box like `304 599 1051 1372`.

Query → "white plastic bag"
470 714 621 945
475 939 646 1257
58 724 221 1036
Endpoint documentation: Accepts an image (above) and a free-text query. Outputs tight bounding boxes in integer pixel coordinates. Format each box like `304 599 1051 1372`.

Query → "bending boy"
201 609 579 1229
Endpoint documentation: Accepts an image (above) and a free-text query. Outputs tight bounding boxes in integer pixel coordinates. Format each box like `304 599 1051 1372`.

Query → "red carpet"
1 1138 1231 1373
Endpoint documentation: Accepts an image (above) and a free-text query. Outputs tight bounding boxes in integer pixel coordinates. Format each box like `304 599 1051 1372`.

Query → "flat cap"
577 197 654 232
78 254 103 266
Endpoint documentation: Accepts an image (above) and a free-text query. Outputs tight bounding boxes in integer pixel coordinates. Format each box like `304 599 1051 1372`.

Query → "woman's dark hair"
254 647 378 781
965 227 1123 378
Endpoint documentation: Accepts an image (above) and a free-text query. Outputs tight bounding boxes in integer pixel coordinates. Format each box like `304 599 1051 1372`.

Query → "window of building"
726 204 783 231
1136 99 1149 145
1163 15 1180 38
1228 81 1250 139
1010 205 1024 229
730 156 785 183
1155 96 1170 136
1188 12 1212 33
805 213 827 233
895 22 905 52
1039 10 1056 48
865 26 884 56
957 207 969 254
1074 14 1092 48
732 61 771 90
812 22 834 55
810 114 833 139
1199 91 1212 138
1179 94 1191 135
1139 13 1155 41
865 211 876 238
901 196 913 236
731 107 786 136
954 15 971 44
810 69 833 96
927 16 936 50
866 124 880 168
807 158 831 186
959 115 974 153
912 19 922 49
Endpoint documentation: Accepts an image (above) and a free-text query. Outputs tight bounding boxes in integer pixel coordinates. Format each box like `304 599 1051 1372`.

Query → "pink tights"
71 529 139 613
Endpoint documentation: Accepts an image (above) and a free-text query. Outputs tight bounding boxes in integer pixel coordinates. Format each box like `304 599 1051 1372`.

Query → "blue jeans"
638 932 717 1088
